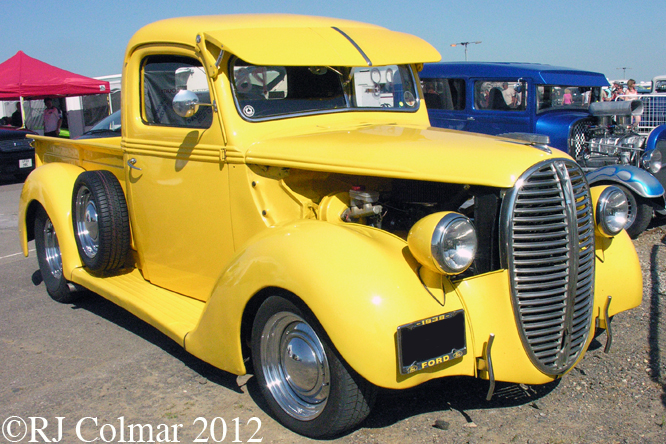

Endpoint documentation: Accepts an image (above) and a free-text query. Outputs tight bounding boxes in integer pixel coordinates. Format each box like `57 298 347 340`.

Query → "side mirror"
172 90 200 118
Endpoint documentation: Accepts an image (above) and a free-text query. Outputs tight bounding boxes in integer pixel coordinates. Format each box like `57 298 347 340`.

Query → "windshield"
537 85 601 113
77 110 121 139
230 58 419 120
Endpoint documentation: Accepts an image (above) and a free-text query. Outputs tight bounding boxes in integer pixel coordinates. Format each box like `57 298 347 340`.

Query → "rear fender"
19 163 85 278
184 219 475 388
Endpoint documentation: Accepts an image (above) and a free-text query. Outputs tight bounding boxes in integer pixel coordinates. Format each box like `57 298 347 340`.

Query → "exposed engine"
573 100 648 170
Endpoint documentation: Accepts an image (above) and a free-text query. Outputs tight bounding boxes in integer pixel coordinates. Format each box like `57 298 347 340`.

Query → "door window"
142 55 213 128
421 78 466 110
475 80 527 111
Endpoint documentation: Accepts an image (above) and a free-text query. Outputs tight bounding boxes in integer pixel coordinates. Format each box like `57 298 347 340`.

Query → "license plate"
397 309 466 374
19 158 33 169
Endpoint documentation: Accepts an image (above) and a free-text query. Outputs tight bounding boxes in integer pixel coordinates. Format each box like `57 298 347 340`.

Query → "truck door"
123 48 233 302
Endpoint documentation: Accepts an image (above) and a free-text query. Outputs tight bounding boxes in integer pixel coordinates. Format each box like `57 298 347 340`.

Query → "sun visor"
204 26 441 67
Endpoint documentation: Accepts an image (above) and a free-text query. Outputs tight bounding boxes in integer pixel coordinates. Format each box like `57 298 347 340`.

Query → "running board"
70 267 205 346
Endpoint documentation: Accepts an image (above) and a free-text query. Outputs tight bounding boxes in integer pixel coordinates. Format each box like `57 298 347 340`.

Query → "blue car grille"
500 159 595 375
569 118 594 159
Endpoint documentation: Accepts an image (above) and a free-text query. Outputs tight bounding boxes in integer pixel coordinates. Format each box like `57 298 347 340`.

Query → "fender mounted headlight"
642 149 662 174
408 212 477 275
596 186 629 237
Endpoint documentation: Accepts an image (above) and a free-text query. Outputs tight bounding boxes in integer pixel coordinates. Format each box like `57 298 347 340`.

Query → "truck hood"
244 125 566 189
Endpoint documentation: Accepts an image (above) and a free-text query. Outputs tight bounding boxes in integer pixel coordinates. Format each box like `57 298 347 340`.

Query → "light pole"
450 41 482 61
616 67 631 79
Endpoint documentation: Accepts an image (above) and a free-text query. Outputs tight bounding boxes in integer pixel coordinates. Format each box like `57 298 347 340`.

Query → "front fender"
645 124 666 153
19 163 85 278
185 219 477 388
586 165 665 205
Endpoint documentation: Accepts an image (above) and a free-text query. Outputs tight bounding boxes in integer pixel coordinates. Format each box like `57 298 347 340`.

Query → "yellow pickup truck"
19 14 642 438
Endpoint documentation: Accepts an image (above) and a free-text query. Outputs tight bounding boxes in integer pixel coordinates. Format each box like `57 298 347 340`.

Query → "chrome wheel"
260 312 330 421
74 185 99 259
42 217 62 279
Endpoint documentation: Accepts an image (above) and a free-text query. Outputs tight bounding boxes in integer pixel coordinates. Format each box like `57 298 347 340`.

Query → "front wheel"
617 185 652 239
251 296 375 438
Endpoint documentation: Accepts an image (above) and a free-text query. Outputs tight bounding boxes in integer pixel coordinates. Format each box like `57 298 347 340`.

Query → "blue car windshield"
538 85 601 113
230 58 419 120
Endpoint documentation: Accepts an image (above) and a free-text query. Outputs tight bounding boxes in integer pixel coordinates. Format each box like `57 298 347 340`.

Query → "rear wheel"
34 207 78 303
251 296 374 438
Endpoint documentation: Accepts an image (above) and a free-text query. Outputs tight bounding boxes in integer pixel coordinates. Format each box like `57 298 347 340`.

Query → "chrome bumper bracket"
603 295 613 353
476 333 496 401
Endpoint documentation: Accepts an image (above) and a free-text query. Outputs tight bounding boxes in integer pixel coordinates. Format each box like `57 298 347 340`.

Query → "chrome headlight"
642 149 662 174
408 212 477 275
596 186 629 237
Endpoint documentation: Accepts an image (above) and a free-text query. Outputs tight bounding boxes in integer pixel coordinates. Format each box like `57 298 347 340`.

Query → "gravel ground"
336 222 666 444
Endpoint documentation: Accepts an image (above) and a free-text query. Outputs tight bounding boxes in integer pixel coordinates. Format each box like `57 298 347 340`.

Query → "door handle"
127 158 142 171
467 117 475 121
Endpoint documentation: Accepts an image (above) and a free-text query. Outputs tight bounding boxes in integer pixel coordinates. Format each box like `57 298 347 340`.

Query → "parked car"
420 62 666 238
0 125 35 179
651 75 666 93
19 16 643 438
76 110 121 139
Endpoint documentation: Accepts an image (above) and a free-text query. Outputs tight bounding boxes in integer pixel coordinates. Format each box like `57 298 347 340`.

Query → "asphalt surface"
1 176 665 444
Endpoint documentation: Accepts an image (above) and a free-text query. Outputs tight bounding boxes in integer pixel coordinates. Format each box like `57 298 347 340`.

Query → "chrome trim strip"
332 27 373 66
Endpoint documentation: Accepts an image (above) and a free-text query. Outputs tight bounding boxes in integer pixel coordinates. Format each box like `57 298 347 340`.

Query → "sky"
1 0 665 83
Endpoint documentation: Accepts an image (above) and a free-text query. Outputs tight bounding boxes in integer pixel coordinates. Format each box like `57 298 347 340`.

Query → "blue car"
420 62 666 238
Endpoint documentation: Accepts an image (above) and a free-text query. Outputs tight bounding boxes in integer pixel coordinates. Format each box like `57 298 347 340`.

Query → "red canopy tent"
0 51 110 100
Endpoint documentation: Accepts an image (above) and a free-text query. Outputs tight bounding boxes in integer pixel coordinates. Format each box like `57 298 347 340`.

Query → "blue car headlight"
642 149 662 174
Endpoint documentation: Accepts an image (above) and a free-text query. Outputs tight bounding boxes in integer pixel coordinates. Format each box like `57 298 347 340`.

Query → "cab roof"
127 14 441 67
421 62 610 87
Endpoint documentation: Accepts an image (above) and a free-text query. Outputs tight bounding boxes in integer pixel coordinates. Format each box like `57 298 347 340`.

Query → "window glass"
537 86 601 113
420 78 466 110
143 55 213 128
474 80 527 111
231 58 419 120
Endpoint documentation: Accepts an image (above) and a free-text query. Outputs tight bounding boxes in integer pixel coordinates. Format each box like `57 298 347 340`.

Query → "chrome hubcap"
43 218 62 279
260 312 330 421
75 186 99 259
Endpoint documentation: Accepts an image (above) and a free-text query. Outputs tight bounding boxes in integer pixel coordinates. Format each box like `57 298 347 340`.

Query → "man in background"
43 98 61 136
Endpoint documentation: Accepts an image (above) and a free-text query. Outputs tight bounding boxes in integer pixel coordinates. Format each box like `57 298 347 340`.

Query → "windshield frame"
228 57 421 122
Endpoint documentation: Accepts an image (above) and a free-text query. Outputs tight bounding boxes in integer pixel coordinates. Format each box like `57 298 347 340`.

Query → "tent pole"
19 96 26 129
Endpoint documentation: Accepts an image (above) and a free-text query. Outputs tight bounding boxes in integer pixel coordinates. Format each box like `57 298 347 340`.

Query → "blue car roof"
420 62 610 87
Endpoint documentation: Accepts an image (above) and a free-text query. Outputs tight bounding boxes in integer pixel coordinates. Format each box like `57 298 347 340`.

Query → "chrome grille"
501 159 595 375
569 118 593 159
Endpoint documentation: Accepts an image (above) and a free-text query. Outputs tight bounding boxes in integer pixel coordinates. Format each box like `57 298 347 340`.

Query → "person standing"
11 102 23 127
43 98 62 136
624 79 641 126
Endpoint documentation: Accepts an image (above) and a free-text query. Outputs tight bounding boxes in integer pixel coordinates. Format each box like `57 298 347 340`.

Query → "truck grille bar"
500 159 595 375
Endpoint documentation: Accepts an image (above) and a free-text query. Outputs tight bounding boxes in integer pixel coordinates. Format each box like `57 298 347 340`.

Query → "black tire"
251 296 375 438
617 185 652 239
34 207 79 303
72 170 130 271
